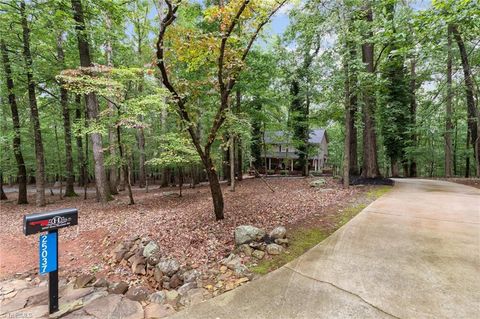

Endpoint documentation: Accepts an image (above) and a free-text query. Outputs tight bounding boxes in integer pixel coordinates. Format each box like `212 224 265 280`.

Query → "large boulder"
234 226 266 245
269 226 287 240
156 258 180 277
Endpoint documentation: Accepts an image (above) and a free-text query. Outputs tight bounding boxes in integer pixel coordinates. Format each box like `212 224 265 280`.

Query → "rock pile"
233 225 289 259
110 236 203 297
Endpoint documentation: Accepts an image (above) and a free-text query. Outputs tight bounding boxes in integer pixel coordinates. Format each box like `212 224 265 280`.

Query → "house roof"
264 129 327 144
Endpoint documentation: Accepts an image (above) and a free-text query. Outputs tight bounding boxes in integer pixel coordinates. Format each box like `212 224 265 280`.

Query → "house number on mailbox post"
23 208 78 314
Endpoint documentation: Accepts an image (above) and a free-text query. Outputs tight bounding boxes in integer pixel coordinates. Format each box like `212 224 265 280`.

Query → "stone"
252 250 265 260
132 263 146 275
8 305 48 319
148 291 166 304
165 290 180 302
123 251 135 261
0 279 29 296
84 294 143 319
266 243 284 255
249 241 266 251
0 286 47 315
179 288 206 307
182 269 200 283
156 258 180 276
83 290 109 305
269 226 287 239
162 282 170 290
92 278 108 288
233 264 250 277
147 253 161 266
50 299 83 319
309 178 326 187
125 286 149 302
225 282 235 291
238 244 253 256
234 225 266 245
219 266 228 273
223 255 249 276
112 243 125 253
177 282 197 296
113 249 127 262
108 281 129 294
60 287 94 304
143 241 160 259
144 303 176 319
154 269 163 283
275 238 289 245
169 274 182 289
74 274 95 289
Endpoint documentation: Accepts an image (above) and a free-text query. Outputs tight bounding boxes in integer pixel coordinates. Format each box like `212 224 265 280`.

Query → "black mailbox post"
23 208 78 314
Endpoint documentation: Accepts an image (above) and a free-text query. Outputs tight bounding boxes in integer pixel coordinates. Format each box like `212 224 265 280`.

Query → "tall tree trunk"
205 156 224 220
229 137 235 192
290 79 309 176
235 88 243 181
347 35 358 176
452 24 480 176
71 0 111 201
1 39 28 204
445 25 454 177
343 51 351 187
117 125 134 205
104 16 118 194
409 58 418 177
137 126 146 188
75 95 86 187
54 122 63 199
360 5 380 178
57 33 77 196
20 1 46 206
251 102 263 174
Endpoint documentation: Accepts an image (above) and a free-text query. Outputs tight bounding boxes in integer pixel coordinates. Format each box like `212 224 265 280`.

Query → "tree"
70 0 111 202
360 3 380 178
56 33 77 196
156 0 286 220
1 39 28 204
20 0 46 206
444 25 454 177
379 2 410 177
451 24 479 176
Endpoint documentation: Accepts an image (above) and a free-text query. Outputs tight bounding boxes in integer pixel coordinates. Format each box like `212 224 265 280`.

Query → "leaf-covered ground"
0 177 370 281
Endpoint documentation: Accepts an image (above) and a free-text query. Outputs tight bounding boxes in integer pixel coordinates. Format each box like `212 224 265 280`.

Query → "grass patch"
250 185 392 275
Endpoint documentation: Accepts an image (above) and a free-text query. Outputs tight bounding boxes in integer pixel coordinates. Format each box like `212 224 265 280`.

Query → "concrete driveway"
170 179 480 319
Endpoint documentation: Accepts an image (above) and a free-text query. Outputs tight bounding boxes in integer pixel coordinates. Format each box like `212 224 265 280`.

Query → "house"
262 129 328 172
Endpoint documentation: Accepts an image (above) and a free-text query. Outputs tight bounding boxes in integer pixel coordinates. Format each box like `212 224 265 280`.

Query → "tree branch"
206 0 287 151
155 0 206 161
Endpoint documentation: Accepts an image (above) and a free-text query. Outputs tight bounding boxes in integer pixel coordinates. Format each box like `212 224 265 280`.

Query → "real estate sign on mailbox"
39 232 57 274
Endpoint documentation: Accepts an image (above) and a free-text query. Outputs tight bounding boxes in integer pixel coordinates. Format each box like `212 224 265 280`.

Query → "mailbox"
23 208 78 235
23 208 78 314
